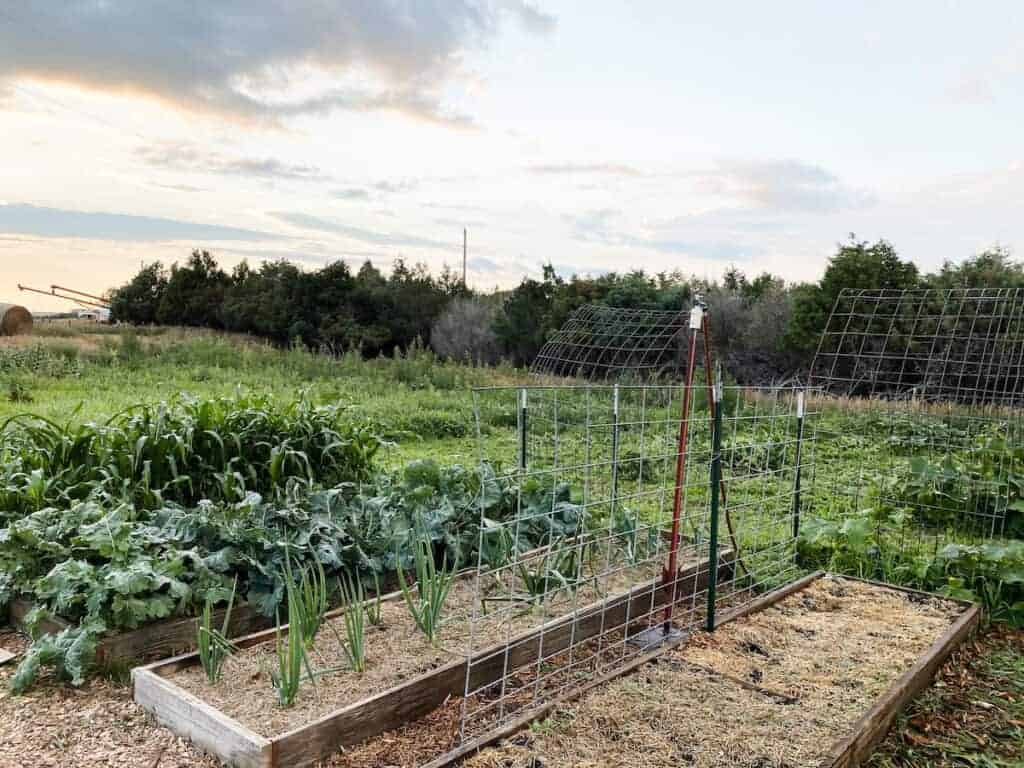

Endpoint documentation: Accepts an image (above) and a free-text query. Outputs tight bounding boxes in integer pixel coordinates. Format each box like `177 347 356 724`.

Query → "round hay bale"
0 303 33 336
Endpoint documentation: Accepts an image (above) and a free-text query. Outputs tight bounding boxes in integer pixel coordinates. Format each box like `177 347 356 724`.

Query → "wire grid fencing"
802 287 1024 574
455 382 814 745
530 304 689 380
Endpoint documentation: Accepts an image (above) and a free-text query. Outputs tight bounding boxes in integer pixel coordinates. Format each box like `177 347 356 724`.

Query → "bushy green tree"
157 250 230 328
109 262 167 324
785 237 919 352
927 246 1024 289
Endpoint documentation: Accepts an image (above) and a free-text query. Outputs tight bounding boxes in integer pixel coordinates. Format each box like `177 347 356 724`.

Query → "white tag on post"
689 305 704 330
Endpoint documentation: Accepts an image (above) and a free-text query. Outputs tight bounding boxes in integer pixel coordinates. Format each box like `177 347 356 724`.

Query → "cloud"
692 159 875 214
944 46 1024 106
333 188 371 201
137 142 328 182
527 162 644 177
152 183 209 193
269 211 457 251
373 179 420 194
468 257 504 273
565 208 756 261
505 1 557 34
434 217 487 228
0 2 553 126
0 203 282 242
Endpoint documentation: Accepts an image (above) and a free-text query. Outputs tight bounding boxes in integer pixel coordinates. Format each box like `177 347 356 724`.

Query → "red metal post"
662 304 703 630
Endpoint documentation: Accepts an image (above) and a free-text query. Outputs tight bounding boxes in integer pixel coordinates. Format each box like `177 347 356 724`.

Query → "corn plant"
197 579 238 684
396 535 455 646
331 571 366 673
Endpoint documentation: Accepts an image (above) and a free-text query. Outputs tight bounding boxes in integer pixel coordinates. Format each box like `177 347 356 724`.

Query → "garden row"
0 393 605 691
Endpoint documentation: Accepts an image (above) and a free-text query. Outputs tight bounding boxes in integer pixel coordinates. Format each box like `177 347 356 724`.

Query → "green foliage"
365 569 383 627
10 620 103 694
516 537 588 603
396 531 456 646
786 237 919 352
799 511 1024 626
198 579 238 684
269 574 316 708
294 558 328 649
333 571 367 673
0 345 82 379
0 392 381 516
877 432 1024 536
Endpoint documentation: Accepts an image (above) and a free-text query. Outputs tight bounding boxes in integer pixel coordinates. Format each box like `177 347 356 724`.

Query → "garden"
0 325 1022 767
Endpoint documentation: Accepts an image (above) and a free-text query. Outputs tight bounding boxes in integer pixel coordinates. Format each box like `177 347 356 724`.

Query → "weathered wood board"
6 585 402 666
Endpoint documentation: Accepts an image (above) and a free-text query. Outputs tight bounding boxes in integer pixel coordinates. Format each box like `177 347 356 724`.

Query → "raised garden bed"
434 574 979 768
132 552 735 768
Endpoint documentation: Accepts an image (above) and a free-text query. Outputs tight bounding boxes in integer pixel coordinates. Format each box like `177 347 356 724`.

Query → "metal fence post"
518 388 528 473
706 368 723 632
792 389 806 541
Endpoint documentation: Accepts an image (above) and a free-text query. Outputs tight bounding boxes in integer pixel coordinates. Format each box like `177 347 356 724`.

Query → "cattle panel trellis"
457 381 816 746
805 286 1024 549
530 304 692 380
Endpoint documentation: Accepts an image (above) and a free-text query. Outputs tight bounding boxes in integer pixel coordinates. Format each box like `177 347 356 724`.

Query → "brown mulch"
867 623 1024 766
0 630 216 768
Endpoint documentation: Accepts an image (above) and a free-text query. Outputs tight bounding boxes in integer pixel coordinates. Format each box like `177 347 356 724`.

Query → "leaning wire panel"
809 287 1024 406
804 286 1024 568
456 383 815 746
530 304 689 380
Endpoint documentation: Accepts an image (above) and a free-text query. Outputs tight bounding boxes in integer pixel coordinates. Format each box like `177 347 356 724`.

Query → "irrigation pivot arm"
18 283 109 310
50 284 111 307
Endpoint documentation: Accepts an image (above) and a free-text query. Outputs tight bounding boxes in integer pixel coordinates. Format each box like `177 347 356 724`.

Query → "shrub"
430 297 501 364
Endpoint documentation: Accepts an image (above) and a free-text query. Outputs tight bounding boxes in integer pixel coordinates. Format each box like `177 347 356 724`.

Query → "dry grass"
463 576 963 768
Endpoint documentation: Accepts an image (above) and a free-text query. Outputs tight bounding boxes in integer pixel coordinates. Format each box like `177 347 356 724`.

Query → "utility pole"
462 227 467 288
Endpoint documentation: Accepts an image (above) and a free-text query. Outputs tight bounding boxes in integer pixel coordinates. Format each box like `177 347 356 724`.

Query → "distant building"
74 307 112 323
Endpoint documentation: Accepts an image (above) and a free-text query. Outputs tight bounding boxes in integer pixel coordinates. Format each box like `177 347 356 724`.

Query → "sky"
1 1 1022 311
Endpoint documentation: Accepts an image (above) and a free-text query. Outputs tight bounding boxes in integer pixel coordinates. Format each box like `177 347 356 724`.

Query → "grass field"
2 324 1022 766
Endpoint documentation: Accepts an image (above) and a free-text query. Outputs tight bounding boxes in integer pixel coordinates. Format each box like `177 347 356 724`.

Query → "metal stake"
792 390 806 541
706 367 724 632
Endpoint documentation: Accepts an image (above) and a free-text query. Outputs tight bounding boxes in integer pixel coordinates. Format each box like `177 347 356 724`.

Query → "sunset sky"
1 1 1022 311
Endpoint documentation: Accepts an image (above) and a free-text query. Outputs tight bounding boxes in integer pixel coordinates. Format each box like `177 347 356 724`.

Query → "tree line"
109 239 1023 383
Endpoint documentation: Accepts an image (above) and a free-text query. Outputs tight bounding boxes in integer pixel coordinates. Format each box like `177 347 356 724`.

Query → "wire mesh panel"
455 383 813 748
802 287 1024 592
809 287 1024 405
805 398 1022 544
530 304 690 380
